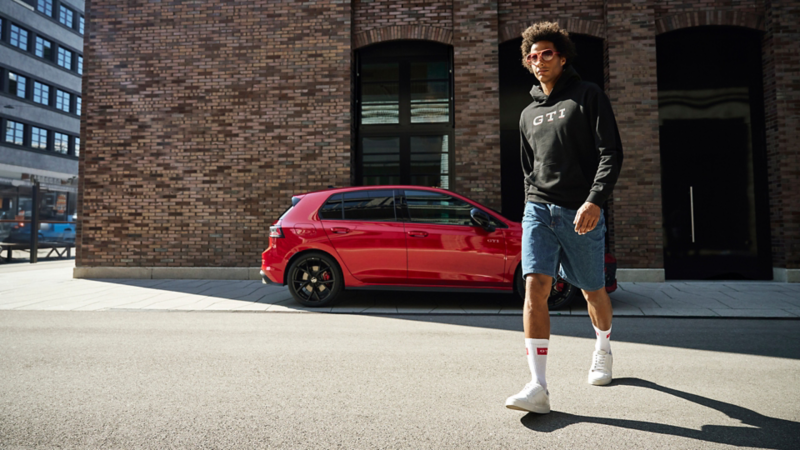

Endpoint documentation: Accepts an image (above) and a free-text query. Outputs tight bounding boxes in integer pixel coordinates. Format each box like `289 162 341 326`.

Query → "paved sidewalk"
1 259 798 317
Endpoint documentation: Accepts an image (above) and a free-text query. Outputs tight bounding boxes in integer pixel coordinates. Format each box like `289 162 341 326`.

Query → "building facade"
76 0 799 282
0 0 84 243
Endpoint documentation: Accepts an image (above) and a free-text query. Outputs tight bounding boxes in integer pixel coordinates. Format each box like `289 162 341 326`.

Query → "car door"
402 189 506 287
319 189 407 284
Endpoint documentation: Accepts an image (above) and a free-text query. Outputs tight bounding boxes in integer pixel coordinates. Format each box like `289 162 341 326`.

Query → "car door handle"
407 231 428 238
331 227 350 234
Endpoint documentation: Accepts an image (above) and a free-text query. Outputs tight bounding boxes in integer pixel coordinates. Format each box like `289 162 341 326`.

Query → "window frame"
59 4 74 28
57 47 73 70
38 0 53 17
56 89 71 113
356 42 455 189
31 126 49 150
10 24 30 51
8 72 27 99
33 81 51 105
5 120 25 146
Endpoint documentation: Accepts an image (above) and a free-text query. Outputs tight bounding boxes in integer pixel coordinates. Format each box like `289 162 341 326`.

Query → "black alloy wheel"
515 267 581 310
287 253 343 307
547 277 581 310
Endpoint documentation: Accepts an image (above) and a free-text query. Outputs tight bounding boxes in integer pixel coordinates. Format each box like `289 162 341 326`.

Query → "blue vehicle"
6 215 76 243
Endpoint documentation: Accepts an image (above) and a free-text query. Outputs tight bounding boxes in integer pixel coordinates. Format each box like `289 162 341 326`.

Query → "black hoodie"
520 65 623 210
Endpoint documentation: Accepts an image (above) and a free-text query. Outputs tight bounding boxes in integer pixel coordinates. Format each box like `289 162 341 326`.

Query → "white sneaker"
505 382 551 413
588 349 613 385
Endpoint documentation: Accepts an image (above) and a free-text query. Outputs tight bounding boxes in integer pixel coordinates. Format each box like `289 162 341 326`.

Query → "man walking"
505 21 623 414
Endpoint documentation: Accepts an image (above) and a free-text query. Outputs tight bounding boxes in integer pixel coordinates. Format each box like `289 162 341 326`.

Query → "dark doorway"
657 27 771 280
499 35 604 222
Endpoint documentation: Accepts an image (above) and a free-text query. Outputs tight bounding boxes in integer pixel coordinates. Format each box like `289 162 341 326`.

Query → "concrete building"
75 0 798 283
0 0 84 240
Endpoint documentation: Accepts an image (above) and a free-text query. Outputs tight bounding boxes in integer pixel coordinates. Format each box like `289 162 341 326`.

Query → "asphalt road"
1 312 799 449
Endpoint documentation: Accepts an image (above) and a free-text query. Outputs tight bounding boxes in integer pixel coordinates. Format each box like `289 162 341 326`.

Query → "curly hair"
520 21 578 73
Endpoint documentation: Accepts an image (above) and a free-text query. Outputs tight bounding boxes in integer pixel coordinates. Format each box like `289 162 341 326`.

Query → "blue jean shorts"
521 202 606 292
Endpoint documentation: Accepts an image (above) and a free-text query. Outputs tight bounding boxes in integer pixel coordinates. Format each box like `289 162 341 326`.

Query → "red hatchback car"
261 186 616 308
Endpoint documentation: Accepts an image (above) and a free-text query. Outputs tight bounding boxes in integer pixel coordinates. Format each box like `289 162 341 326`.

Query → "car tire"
514 265 581 310
286 252 344 307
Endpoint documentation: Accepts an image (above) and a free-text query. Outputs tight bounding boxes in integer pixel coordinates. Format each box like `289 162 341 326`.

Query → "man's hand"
574 202 601 235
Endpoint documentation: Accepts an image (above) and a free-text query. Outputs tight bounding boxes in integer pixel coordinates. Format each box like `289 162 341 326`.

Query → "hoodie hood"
529 64 582 104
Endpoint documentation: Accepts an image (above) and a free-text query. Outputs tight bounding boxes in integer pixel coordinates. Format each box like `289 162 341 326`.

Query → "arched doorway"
498 34 604 221
355 41 454 188
657 26 771 280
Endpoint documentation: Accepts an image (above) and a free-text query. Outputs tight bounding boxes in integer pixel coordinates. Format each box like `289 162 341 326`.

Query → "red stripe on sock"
537 348 548 355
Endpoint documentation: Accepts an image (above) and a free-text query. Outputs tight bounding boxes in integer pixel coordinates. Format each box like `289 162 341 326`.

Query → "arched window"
356 41 454 188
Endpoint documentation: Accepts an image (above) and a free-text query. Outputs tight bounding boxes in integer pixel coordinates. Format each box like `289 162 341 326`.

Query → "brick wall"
79 0 351 267
604 1 663 269
763 0 800 269
78 0 798 273
354 0 452 36
498 0 605 38
452 0 502 210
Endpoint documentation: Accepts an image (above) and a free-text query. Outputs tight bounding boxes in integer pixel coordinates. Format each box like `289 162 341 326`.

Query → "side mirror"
470 208 495 232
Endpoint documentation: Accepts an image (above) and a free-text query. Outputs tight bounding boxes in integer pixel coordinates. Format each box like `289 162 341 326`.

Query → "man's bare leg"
583 287 612 331
583 287 614 385
506 273 554 413
523 273 553 339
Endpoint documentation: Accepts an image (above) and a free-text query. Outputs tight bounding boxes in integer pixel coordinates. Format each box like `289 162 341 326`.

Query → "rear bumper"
260 270 282 286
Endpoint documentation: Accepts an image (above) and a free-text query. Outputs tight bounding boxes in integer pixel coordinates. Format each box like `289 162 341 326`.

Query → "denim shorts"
521 202 606 292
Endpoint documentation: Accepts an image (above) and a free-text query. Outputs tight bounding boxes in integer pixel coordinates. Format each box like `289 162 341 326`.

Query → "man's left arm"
574 90 624 235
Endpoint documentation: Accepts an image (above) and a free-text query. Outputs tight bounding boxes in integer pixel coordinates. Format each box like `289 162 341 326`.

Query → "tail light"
269 225 284 238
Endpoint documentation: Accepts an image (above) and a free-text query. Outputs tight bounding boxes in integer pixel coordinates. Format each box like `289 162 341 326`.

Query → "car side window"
405 190 473 226
318 193 343 220
333 190 397 222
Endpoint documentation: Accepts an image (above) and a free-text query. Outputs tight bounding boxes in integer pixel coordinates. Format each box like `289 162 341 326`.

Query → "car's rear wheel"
514 266 581 310
287 252 343 307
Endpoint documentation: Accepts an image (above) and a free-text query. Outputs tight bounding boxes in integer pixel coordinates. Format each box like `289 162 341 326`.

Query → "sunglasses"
526 49 560 64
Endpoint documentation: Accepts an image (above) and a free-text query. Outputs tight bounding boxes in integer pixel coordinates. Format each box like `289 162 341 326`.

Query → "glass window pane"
361 83 399 125
410 81 449 123
362 83 399 103
405 190 472 225
31 127 48 150
79 16 85 34
319 193 342 220
59 6 73 27
77 56 83 75
36 37 53 59
38 0 53 16
362 137 400 184
342 190 396 222
54 133 68 154
11 25 28 51
5 121 24 146
9 73 26 98
362 63 398 82
58 48 72 70
56 90 71 112
411 61 449 80
34 82 50 105
74 137 80 157
76 97 82 116
410 136 449 188
363 136 400 154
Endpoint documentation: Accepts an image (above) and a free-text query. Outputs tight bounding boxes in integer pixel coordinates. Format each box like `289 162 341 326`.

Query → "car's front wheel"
287 252 343 307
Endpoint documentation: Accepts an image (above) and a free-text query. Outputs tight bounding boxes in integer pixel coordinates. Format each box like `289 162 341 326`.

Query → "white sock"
593 324 612 353
525 338 548 389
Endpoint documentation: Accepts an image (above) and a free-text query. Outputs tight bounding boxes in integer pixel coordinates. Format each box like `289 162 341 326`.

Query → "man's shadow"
521 378 799 450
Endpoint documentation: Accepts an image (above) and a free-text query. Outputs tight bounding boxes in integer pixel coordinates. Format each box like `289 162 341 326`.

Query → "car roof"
298 185 456 196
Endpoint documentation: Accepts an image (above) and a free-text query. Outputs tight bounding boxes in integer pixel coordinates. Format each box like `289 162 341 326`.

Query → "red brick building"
75 0 799 282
